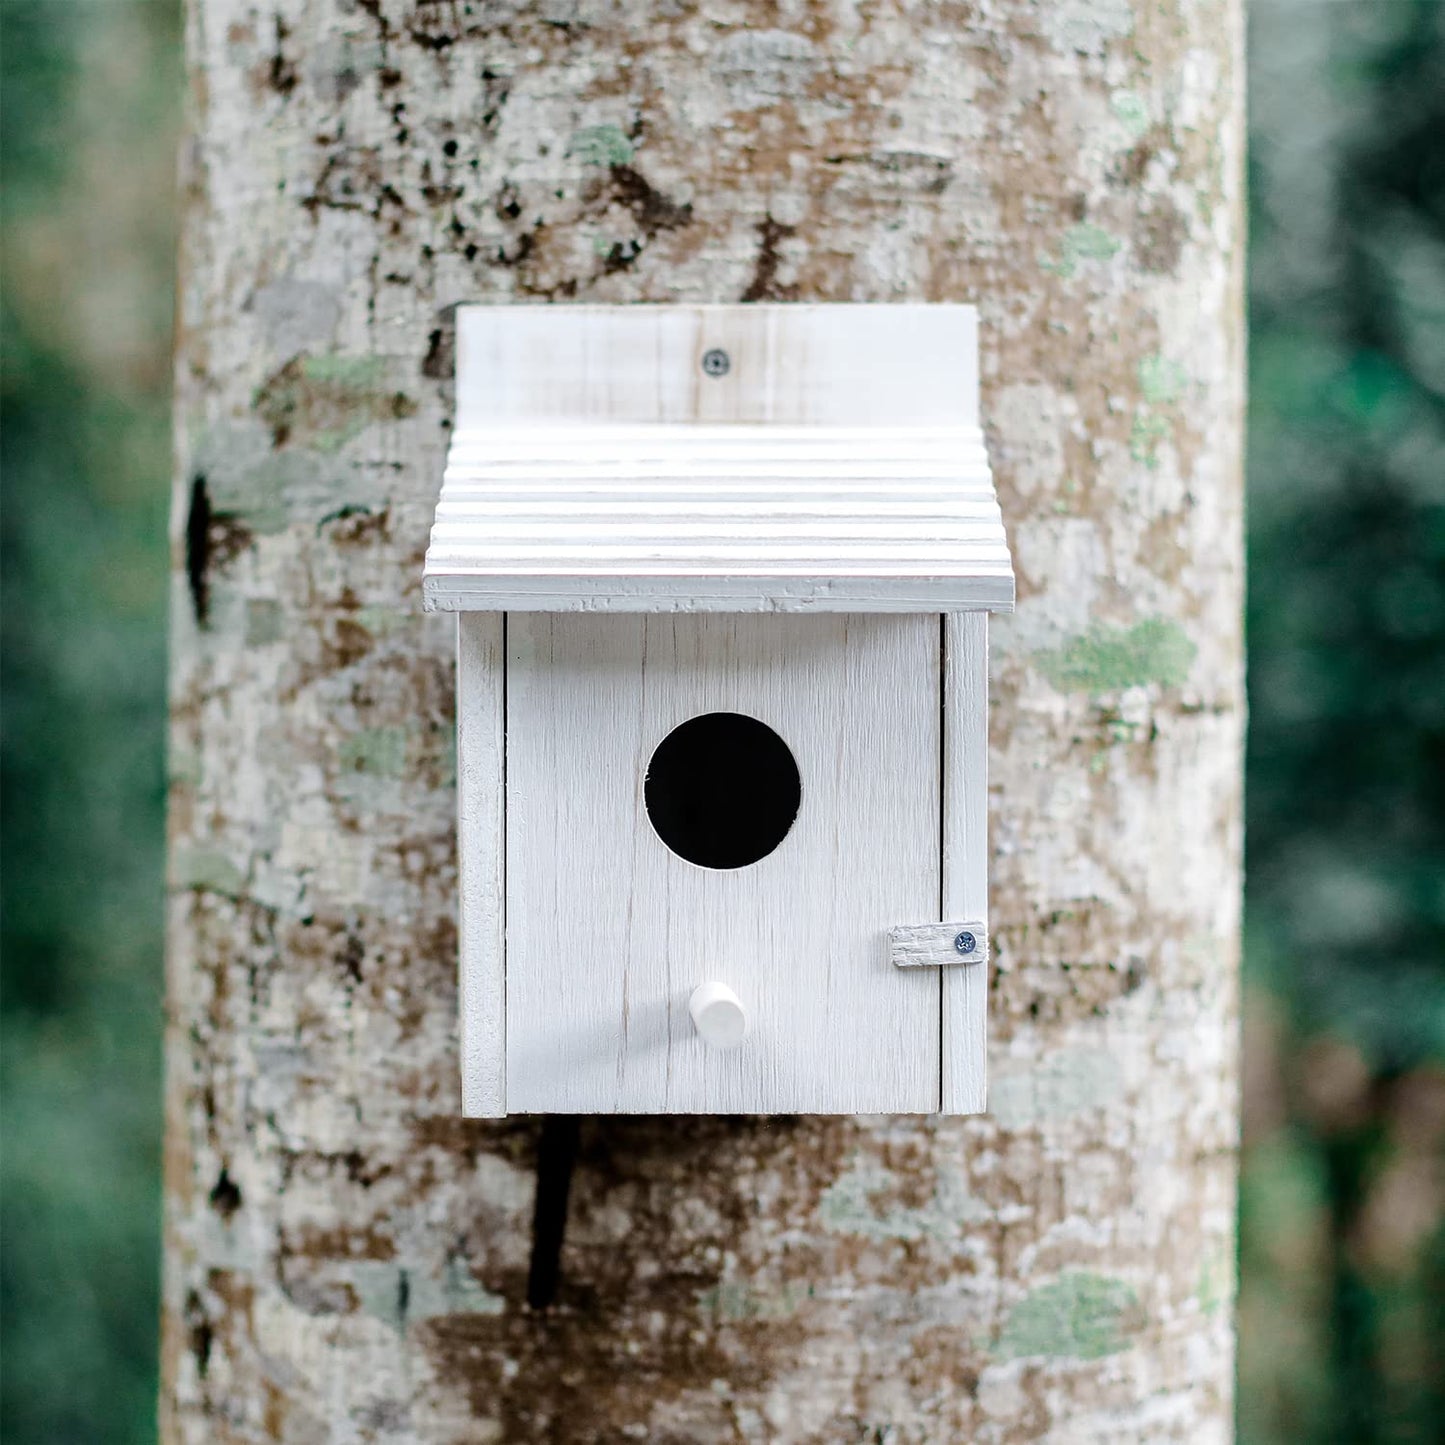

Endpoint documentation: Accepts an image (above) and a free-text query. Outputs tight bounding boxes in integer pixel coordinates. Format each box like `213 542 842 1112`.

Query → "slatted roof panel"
423 304 1014 614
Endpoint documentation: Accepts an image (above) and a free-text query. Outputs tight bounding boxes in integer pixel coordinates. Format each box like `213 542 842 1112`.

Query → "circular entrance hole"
644 712 801 870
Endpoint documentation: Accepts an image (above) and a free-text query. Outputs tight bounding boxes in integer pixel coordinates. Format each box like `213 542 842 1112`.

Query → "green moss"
1129 410 1172 466
299 354 385 388
253 354 417 453
1035 617 1196 695
171 846 245 896
352 604 409 637
995 1273 1140 1360
697 1280 812 1323
1129 355 1187 465
1110 89 1150 138
353 1259 504 1331
1042 222 1121 279
1197 1248 1234 1316
818 1160 985 1242
169 749 203 786
567 124 634 167
244 598 284 646
338 726 409 778
1139 353 1186 406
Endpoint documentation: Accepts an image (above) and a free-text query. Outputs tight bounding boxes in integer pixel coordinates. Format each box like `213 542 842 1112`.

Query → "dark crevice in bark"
184 1290 213 1380
422 302 460 379
185 473 254 626
185 475 212 626
607 164 692 238
741 215 799 302
422 324 454 379
266 15 298 95
208 1167 243 1220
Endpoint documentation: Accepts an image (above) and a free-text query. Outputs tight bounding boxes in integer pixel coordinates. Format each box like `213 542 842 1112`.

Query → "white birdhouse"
424 304 1014 1117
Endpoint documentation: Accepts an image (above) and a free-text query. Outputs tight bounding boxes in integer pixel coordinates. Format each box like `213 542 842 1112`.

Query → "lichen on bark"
165 1 1244 1440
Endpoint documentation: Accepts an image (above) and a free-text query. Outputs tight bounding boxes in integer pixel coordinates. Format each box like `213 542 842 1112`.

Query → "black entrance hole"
644 712 801 870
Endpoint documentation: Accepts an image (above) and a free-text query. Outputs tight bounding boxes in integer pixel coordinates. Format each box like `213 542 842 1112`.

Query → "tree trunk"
163 2 1244 1440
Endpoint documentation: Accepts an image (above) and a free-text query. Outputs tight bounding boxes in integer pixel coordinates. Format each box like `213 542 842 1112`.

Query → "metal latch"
889 922 990 969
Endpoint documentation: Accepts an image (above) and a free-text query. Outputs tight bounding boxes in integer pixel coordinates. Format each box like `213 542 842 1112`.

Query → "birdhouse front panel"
505 611 941 1114
425 303 1014 1117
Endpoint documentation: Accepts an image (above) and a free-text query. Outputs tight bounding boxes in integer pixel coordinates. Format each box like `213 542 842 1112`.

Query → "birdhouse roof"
423 304 1014 614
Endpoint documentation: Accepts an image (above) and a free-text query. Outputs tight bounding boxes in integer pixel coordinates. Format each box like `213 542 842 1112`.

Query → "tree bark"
164 2 1244 1441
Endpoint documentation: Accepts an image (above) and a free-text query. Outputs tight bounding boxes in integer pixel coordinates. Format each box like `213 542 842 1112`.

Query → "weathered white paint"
462 602 996 1113
424 305 1014 613
943 611 991 1116
503 611 943 1114
442 303 1006 1115
890 921 990 970
450 303 981 425
456 612 506 1118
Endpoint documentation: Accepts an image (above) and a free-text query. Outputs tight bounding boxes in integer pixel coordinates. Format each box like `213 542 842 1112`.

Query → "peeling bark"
165 1 1245 1440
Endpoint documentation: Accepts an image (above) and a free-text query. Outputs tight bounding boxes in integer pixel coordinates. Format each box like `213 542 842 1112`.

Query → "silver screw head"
954 931 977 956
701 347 731 377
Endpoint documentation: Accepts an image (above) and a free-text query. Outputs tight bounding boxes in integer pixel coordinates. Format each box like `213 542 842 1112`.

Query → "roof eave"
422 572 1015 615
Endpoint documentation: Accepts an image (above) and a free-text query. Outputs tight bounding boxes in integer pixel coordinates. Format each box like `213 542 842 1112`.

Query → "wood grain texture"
889 922 990 970
455 304 981 428
166 1 1244 1438
456 613 505 1118
424 305 1013 613
942 613 990 1116
504 612 942 1113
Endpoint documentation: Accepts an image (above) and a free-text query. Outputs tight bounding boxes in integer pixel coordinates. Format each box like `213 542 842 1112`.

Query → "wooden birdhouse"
424 304 1014 1117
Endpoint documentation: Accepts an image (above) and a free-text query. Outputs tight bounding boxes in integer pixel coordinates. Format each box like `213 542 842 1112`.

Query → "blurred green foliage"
1243 3 1445 1442
2 4 179 1443
0 2 1441 1443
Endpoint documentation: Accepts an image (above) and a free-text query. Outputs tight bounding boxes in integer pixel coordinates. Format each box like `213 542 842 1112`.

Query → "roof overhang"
424 304 1014 614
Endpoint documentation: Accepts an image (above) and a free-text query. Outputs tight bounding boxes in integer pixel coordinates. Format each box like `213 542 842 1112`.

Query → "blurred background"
2 2 1442 1441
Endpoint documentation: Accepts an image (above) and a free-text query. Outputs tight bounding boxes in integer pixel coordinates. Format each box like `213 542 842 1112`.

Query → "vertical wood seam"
458 612 506 1117
941 611 989 1116
937 611 947 1114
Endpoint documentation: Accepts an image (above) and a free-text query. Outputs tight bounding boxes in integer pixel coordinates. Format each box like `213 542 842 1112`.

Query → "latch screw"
701 348 731 377
954 931 977 956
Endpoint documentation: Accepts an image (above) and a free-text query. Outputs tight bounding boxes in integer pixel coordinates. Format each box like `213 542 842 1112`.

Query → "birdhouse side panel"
942 610 990 1116
456 613 506 1118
